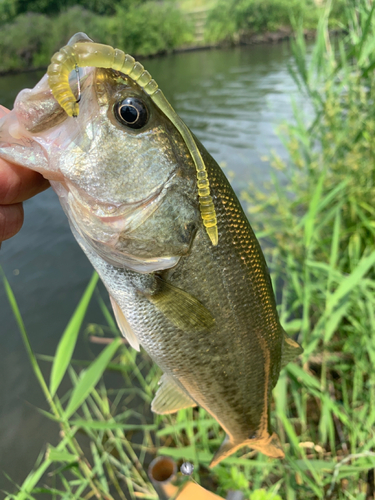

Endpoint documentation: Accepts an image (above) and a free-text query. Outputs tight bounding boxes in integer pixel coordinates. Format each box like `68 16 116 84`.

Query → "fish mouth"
62 174 181 272
68 180 167 229
67 175 173 239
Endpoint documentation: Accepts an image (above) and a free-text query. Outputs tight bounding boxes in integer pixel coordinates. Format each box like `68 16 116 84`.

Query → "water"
0 43 300 492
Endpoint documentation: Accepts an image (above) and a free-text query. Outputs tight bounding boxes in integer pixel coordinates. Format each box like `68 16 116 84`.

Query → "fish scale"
170 143 282 425
0 33 303 466
75 138 285 464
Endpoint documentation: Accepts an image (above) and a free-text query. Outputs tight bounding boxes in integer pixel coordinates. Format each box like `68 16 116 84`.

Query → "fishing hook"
75 64 81 104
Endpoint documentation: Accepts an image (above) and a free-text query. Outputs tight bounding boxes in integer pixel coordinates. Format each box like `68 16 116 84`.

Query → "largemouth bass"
0 33 302 466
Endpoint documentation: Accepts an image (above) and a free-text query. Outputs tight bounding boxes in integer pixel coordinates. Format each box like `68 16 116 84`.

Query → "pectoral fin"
151 374 197 414
148 276 215 332
110 296 140 352
281 333 303 369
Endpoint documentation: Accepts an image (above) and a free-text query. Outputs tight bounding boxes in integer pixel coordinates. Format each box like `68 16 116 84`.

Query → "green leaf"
157 446 212 463
64 338 122 419
157 418 217 437
327 250 375 313
47 447 78 463
294 459 335 472
327 205 341 291
323 300 351 344
286 363 321 391
12 434 77 500
50 272 99 397
90 442 109 493
71 419 157 431
17 463 51 500
304 169 325 248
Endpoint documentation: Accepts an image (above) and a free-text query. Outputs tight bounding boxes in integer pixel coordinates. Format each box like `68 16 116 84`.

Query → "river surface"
0 43 301 494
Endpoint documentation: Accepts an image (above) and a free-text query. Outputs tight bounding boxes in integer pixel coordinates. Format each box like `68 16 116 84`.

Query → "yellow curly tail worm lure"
47 42 218 246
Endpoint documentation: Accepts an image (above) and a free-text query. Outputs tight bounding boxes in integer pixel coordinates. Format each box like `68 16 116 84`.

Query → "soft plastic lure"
47 42 218 246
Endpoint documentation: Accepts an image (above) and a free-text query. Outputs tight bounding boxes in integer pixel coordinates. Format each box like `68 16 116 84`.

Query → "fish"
0 32 303 467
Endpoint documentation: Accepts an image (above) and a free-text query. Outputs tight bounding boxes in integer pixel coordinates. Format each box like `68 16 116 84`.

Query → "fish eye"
114 97 149 130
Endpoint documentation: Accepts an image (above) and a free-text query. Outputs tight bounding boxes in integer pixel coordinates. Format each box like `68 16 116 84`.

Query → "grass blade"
64 338 122 419
1 267 51 405
47 447 79 463
50 272 99 397
304 170 325 249
327 250 375 313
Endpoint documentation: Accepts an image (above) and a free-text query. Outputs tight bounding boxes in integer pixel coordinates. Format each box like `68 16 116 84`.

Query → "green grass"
2 269 161 500
3 1 375 498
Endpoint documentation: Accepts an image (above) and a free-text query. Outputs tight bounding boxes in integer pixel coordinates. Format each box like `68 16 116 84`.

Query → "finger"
0 106 50 202
0 159 50 205
0 105 9 118
0 203 24 241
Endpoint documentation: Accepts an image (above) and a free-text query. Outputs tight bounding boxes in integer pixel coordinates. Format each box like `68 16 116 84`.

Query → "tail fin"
209 432 284 468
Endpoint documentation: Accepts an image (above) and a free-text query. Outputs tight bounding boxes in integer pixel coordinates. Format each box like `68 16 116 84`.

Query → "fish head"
0 36 200 272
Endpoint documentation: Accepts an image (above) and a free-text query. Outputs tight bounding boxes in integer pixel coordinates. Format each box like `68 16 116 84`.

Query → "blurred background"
2 1 375 499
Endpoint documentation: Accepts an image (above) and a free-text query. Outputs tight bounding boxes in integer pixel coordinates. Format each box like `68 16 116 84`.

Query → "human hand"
0 105 50 243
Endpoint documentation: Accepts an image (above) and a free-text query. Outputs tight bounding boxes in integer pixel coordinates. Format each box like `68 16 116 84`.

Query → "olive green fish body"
75 139 287 465
0 33 303 466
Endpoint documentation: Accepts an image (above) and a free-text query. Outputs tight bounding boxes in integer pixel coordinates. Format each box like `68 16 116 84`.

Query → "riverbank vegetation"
205 0 345 43
3 0 375 499
0 2 195 73
0 0 344 74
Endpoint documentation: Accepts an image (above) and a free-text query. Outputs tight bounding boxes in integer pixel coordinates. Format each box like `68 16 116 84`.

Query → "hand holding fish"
0 105 50 242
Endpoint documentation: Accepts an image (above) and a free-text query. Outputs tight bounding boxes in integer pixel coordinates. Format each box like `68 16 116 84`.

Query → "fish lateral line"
46 35 218 246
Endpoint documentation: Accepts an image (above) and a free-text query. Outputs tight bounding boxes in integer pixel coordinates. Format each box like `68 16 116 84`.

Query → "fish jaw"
53 180 182 273
66 176 169 244
209 432 284 468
